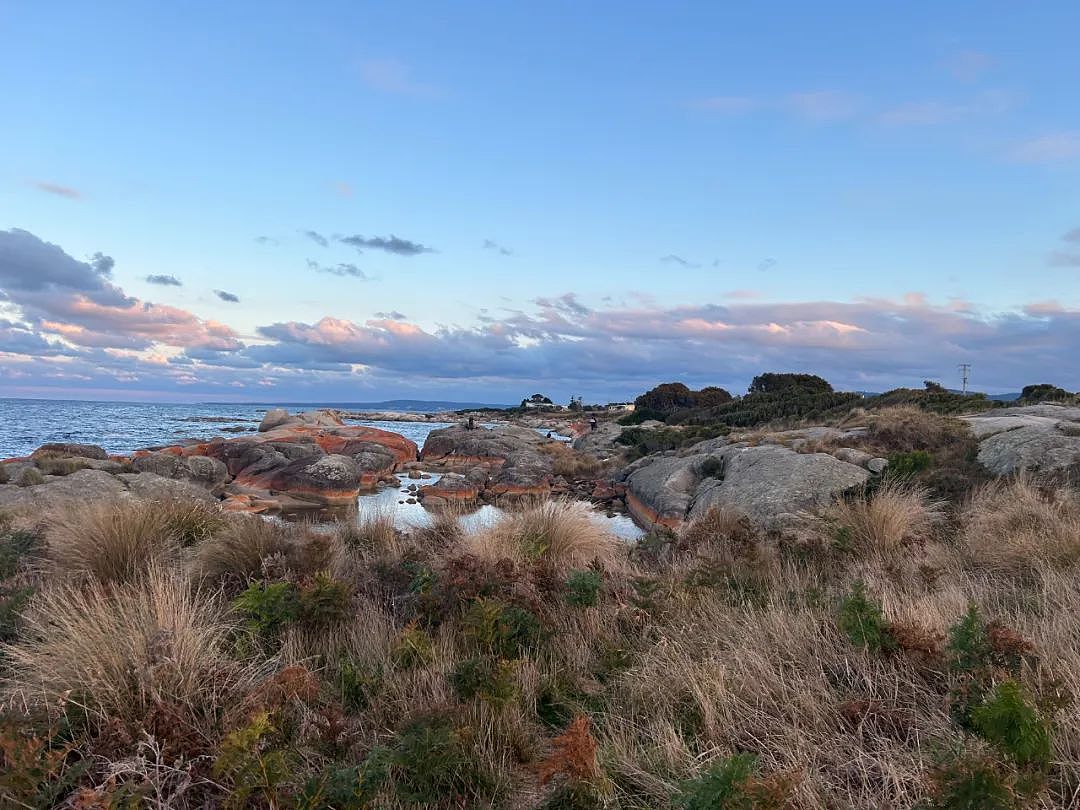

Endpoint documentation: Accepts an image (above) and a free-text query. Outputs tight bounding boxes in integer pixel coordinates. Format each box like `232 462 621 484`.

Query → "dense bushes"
634 383 732 416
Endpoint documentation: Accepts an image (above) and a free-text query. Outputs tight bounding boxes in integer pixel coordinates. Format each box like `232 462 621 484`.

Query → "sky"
1 1 1078 404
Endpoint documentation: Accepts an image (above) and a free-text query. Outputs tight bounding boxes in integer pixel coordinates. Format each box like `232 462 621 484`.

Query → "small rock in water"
406 497 417 504
407 470 422 479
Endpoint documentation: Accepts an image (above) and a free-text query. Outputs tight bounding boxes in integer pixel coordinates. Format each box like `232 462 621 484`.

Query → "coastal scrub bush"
388 714 493 805
838 582 895 652
297 573 351 628
234 580 301 638
338 510 398 557
33 455 91 476
336 656 383 712
450 655 517 706
461 597 543 658
391 623 435 669
888 450 933 477
4 568 261 729
674 752 794 809
1017 383 1075 404
925 751 1025 810
946 604 993 676
213 710 290 809
565 568 602 607
158 498 227 546
971 680 1053 768
43 498 184 584
861 406 970 454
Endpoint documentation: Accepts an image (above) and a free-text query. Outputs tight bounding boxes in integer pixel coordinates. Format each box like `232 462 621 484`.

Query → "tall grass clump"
338 509 399 557
2 567 262 729
193 513 296 585
467 501 621 569
861 406 969 454
960 475 1080 572
43 499 186 584
827 480 944 554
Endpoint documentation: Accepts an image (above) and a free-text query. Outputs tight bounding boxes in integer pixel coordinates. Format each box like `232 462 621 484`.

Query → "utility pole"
958 364 971 394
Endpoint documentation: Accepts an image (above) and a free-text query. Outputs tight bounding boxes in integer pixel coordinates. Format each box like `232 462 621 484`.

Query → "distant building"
521 393 562 410
606 402 636 412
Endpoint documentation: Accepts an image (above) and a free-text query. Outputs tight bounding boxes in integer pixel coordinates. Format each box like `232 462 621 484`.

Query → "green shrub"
617 407 665 425
297 753 390 810
392 624 435 669
450 656 517 707
337 657 383 713
971 680 1053 768
675 752 791 809
0 528 38 580
926 751 1023 810
0 584 34 642
698 456 726 479
947 605 992 675
565 569 602 607
233 581 300 638
298 574 350 628
541 781 608 809
389 715 492 804
838 583 895 652
888 450 933 477
461 597 543 658
213 711 290 809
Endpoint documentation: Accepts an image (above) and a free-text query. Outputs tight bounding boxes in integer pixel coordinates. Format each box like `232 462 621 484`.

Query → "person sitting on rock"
467 415 475 430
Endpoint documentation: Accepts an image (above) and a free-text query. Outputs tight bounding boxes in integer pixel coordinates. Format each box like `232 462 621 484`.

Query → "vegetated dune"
1 468 1079 808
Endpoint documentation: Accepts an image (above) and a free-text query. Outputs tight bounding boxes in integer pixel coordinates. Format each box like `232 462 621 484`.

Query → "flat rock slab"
965 404 1080 474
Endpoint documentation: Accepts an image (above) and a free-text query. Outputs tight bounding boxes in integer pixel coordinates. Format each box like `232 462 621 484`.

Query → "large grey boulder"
0 468 129 511
131 452 230 494
117 473 218 504
625 442 869 531
258 408 292 432
965 404 1080 475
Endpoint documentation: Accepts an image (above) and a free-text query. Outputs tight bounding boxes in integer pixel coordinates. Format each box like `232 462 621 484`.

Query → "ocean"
0 398 455 459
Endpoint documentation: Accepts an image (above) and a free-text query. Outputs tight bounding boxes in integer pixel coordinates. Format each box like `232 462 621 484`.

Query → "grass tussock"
825 480 945 554
43 498 192 584
3 567 263 729
465 500 621 569
192 513 297 585
858 405 970 454
541 442 607 480
960 474 1080 572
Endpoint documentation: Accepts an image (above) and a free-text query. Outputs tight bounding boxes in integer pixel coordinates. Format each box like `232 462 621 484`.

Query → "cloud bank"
2 228 1078 401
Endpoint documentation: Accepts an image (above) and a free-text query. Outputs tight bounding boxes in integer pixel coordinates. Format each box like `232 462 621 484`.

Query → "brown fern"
538 714 598 786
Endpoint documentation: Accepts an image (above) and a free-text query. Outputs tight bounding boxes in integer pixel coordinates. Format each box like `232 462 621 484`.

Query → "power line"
958 364 971 394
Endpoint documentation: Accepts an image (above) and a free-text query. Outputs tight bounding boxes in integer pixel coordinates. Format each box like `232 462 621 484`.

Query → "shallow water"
356 472 644 541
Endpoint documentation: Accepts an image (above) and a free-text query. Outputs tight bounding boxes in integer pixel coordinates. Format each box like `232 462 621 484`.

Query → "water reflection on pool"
357 472 644 541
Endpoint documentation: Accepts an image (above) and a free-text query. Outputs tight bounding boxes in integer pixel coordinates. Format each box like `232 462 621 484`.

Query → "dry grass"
191 513 295 584
2 567 264 730
960 474 1080 572
540 442 606 480
337 509 400 557
859 405 969 454
463 500 621 569
43 499 186 584
825 480 945 554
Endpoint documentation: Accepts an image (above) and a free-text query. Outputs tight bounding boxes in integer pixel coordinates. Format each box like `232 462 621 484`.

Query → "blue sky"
1 1 1078 403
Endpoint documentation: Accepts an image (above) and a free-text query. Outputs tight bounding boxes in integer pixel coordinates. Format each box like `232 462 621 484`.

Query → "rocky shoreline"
3 402 1079 533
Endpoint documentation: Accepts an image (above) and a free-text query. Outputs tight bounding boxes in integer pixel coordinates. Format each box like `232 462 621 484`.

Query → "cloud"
945 50 993 82
878 90 1013 127
374 310 408 320
1010 132 1080 164
1048 251 1080 267
483 239 513 256
1062 227 1080 243
785 91 860 122
690 96 760 115
359 58 437 97
31 181 82 200
303 230 329 247
214 290 240 303
757 257 778 273
306 259 369 279
145 274 182 286
660 254 699 268
254 236 279 246
0 229 241 353
338 234 434 256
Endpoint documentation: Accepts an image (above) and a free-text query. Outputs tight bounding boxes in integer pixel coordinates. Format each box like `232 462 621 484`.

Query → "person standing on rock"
467 415 475 431
589 416 598 431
